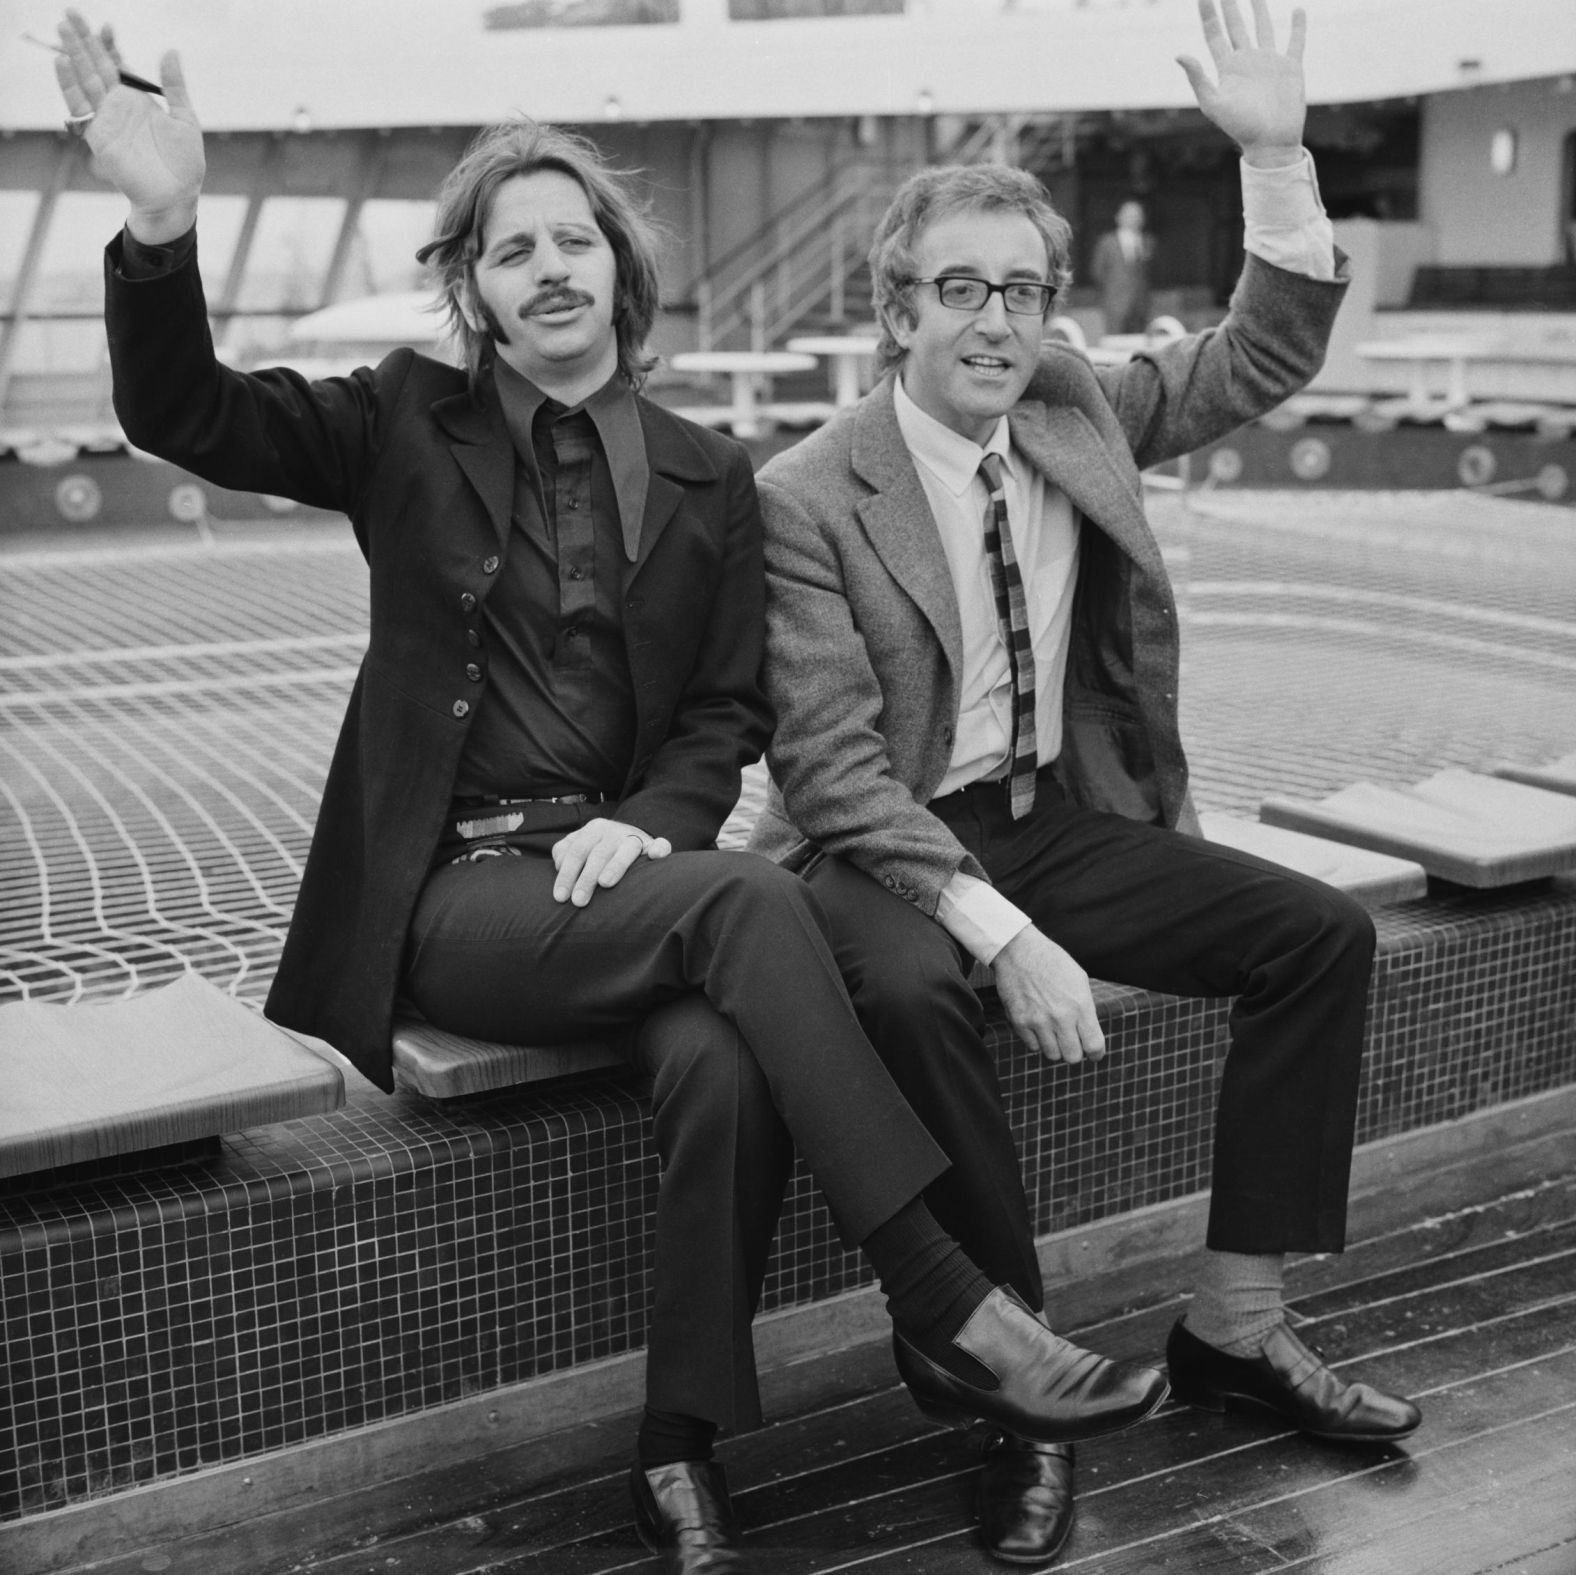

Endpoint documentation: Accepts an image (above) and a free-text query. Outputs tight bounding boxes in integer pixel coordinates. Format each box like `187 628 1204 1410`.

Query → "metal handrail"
696 169 893 349
678 150 887 301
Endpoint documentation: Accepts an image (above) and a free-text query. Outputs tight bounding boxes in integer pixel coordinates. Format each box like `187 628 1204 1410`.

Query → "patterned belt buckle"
456 810 526 840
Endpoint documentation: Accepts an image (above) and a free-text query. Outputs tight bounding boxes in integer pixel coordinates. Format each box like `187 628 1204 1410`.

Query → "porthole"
168 483 209 522
1208 447 1243 483
1289 437 1331 481
54 473 103 522
1457 445 1496 487
1537 463 1569 501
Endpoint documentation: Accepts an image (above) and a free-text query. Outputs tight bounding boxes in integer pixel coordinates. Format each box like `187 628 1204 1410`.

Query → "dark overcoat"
105 238 771 1090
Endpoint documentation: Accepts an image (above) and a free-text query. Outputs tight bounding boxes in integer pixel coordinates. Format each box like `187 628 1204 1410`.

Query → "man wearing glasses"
752 1 1420 1564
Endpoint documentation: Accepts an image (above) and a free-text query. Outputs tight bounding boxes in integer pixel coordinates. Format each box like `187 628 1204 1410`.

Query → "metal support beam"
212 138 279 354
0 137 76 419
320 134 388 307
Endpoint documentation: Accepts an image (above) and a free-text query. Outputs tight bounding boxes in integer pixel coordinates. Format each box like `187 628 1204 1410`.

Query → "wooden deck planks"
69 1178 1576 1575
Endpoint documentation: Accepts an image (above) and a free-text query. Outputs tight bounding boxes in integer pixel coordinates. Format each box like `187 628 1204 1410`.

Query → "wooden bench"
391 1017 625 1101
0 972 343 1180
1261 768 1576 889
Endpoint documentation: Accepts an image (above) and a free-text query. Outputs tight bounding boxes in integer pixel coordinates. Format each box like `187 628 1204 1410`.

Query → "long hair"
868 164 1074 375
417 119 662 387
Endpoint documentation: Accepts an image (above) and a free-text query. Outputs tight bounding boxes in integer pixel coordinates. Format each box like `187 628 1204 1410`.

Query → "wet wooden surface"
123 1170 1576 1575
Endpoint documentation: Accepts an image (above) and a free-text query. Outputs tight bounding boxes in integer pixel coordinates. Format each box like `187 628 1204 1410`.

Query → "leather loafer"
893 1287 1169 1444
1166 1318 1421 1443
629 1460 745 1574
977 1431 1075 1565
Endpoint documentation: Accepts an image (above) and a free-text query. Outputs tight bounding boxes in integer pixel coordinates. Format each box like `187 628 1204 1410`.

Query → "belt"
930 762 1063 817
453 791 609 841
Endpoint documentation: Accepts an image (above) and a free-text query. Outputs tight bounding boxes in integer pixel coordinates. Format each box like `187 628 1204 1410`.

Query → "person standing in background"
1090 198 1154 335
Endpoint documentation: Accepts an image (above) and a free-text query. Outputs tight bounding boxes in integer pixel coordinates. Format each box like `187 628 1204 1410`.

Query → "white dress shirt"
907 152 1337 966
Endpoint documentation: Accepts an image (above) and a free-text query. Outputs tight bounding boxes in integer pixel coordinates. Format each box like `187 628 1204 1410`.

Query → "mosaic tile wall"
2 880 1574 1520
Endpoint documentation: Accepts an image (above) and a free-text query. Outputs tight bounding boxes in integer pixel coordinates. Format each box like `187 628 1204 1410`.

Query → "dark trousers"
403 811 948 1430
806 774 1376 1312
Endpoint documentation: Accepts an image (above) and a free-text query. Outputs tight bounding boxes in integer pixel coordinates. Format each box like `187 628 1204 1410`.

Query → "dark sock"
863 1197 997 1381
636 1406 717 1468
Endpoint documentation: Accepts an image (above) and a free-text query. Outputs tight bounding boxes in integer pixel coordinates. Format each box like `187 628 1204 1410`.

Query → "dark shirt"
117 224 649 803
453 359 648 799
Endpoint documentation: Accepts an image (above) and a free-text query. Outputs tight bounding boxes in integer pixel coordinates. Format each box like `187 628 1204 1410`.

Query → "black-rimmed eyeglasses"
909 276 1055 315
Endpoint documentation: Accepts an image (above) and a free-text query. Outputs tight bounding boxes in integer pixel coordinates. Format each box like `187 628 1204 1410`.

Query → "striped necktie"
978 452 1037 819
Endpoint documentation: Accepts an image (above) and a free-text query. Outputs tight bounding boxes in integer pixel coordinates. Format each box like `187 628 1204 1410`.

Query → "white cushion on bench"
0 973 344 1178
1199 813 1427 908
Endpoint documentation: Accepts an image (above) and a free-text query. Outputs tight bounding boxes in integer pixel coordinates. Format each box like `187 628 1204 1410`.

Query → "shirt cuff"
119 223 197 280
1240 151 1336 283
935 869 1033 966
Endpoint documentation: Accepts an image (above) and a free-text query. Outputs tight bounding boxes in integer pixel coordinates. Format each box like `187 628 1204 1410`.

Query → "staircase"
681 116 1075 354
688 157 897 351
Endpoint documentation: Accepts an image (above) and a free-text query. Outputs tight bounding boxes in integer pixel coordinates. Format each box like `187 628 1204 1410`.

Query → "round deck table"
786 334 880 408
669 349 818 437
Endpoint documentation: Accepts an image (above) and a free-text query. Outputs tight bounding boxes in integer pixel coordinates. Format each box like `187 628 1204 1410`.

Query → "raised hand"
54 9 204 241
1176 0 1307 167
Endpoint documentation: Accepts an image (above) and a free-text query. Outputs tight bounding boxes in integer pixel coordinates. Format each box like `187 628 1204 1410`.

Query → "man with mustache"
751 0 1422 1563
56 9 1176 1570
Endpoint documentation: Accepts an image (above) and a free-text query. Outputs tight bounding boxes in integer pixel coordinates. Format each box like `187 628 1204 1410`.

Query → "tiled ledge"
2 879 1574 1525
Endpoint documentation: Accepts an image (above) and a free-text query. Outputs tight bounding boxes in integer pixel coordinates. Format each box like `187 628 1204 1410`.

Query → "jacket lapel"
1008 395 1166 579
433 387 515 555
852 378 965 682
627 399 720 583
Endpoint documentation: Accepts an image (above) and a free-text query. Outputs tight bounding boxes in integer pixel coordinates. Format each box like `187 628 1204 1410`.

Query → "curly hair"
868 164 1074 375
416 119 662 387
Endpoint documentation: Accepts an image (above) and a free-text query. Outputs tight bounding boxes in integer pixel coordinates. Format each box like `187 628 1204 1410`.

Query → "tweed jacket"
105 236 771 1091
749 251 1348 917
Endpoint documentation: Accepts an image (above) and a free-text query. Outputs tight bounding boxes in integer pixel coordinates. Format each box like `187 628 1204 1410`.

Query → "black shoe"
893 1287 1169 1444
977 1432 1075 1566
629 1460 745 1574
1166 1318 1421 1443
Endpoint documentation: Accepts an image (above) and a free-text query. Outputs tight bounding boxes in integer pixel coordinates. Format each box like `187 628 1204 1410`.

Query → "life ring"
54 473 103 522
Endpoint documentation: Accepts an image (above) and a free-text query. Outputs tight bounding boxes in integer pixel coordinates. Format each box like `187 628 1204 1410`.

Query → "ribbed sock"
1184 1250 1286 1356
636 1406 718 1468
862 1197 998 1381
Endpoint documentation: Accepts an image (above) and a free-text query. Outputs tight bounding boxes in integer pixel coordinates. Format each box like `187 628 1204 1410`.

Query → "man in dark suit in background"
1089 198 1154 335
56 9 1169 1569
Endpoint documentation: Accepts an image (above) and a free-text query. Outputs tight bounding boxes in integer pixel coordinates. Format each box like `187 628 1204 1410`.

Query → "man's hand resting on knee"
552 819 672 906
992 927 1106 1064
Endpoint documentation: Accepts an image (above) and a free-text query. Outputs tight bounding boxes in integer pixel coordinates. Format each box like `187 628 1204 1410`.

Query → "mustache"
521 288 595 318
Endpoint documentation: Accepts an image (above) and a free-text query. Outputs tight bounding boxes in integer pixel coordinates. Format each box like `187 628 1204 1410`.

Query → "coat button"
465 663 482 682
466 629 480 647
460 592 477 613
483 555 500 574
452 699 470 718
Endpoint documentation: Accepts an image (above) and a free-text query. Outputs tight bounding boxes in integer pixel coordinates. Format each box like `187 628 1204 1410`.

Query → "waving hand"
54 9 203 241
1177 0 1307 167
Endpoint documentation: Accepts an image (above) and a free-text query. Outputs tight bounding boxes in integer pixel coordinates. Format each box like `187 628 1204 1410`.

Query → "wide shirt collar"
491 357 650 562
